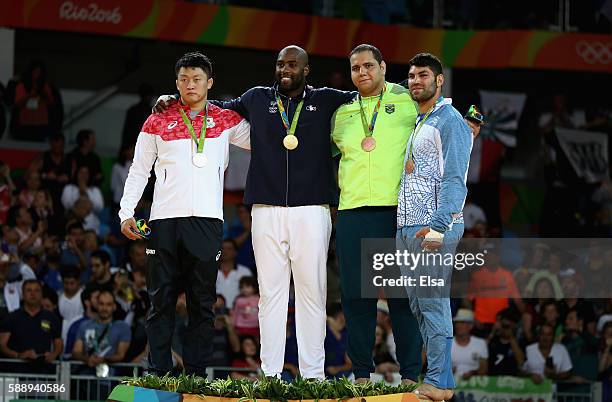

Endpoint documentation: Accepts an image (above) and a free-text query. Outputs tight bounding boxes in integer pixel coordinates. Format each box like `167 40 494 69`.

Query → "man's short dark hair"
61 266 80 281
408 53 443 76
223 238 238 251
49 132 65 143
76 129 94 147
91 250 111 266
22 279 41 293
539 323 555 336
349 44 383 65
81 287 94 309
66 221 84 234
175 52 213 78
326 302 343 318
97 289 116 304
567 308 583 322
498 307 519 324
43 286 58 305
239 276 257 290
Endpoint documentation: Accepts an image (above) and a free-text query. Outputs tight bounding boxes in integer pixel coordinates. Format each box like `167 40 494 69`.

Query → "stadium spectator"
231 335 261 380
61 165 104 214
67 129 103 185
18 169 41 209
58 267 84 340
124 240 146 273
32 189 64 237
232 276 259 337
227 204 256 271
209 295 240 370
41 285 59 317
20 250 40 282
85 250 113 294
324 302 351 379
523 323 572 384
9 206 44 255
599 322 612 381
282 317 299 381
63 287 97 357
0 161 15 225
217 238 252 308
534 301 563 343
112 268 132 314
467 244 524 334
10 60 63 141
71 290 131 374
597 299 612 334
562 308 599 381
60 222 88 272
376 300 397 362
123 266 149 363
462 195 487 231
514 242 549 293
41 237 62 291
452 309 488 380
0 280 62 371
487 309 525 376
121 83 155 148
111 145 134 210
558 287 598 336
0 253 20 314
373 324 399 383
41 132 70 209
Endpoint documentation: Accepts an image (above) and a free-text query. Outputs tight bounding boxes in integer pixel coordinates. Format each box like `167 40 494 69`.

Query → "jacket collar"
177 99 208 117
271 83 310 101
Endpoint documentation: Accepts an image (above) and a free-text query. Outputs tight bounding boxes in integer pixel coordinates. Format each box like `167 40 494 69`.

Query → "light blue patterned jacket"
397 98 473 232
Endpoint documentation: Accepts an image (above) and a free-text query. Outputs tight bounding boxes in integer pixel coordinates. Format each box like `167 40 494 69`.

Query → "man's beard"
410 81 437 103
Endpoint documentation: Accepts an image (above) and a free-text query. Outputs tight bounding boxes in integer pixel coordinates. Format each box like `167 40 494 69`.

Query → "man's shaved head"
278 45 309 65
275 45 310 95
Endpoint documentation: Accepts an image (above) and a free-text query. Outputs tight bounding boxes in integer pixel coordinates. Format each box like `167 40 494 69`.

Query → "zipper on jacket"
285 97 290 207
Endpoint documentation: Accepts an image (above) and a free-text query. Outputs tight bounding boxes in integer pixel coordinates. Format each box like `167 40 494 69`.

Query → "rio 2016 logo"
59 2 122 25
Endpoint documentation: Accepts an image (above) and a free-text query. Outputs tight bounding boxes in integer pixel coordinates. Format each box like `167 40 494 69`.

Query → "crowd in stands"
0 62 610 402
188 0 611 32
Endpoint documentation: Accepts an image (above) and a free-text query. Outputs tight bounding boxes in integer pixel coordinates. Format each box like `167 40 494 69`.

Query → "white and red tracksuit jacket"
119 102 250 223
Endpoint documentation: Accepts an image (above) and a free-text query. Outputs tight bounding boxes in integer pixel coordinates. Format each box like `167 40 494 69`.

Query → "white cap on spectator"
453 308 475 323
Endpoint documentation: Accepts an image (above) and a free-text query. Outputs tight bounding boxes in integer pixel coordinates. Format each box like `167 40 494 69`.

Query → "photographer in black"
487 308 526 375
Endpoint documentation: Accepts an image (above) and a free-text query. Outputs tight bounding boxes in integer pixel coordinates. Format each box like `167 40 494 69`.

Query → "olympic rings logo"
575 41 612 64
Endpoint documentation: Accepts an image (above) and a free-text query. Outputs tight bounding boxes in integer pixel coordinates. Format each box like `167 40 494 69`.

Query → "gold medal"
283 134 299 150
361 136 376 152
405 159 414 174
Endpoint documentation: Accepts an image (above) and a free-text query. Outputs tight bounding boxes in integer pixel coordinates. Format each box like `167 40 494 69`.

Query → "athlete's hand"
121 217 142 240
152 95 177 114
415 227 443 251
465 119 481 139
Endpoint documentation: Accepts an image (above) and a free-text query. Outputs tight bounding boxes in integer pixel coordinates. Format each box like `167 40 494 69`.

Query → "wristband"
425 228 444 242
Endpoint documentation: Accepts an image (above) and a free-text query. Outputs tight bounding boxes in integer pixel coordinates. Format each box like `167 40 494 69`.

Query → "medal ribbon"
179 102 208 153
406 99 442 166
275 94 303 136
358 85 385 138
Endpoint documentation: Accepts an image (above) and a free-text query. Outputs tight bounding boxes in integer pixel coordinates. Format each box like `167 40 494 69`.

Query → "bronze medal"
361 136 376 152
405 159 414 174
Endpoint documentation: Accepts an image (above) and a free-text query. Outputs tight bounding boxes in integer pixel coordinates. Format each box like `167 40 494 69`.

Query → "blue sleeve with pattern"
430 114 472 233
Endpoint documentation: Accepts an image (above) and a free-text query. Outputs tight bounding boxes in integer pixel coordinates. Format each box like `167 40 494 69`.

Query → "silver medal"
192 153 207 168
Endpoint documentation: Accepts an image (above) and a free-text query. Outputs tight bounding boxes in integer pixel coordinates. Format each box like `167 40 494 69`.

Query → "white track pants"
251 204 331 379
